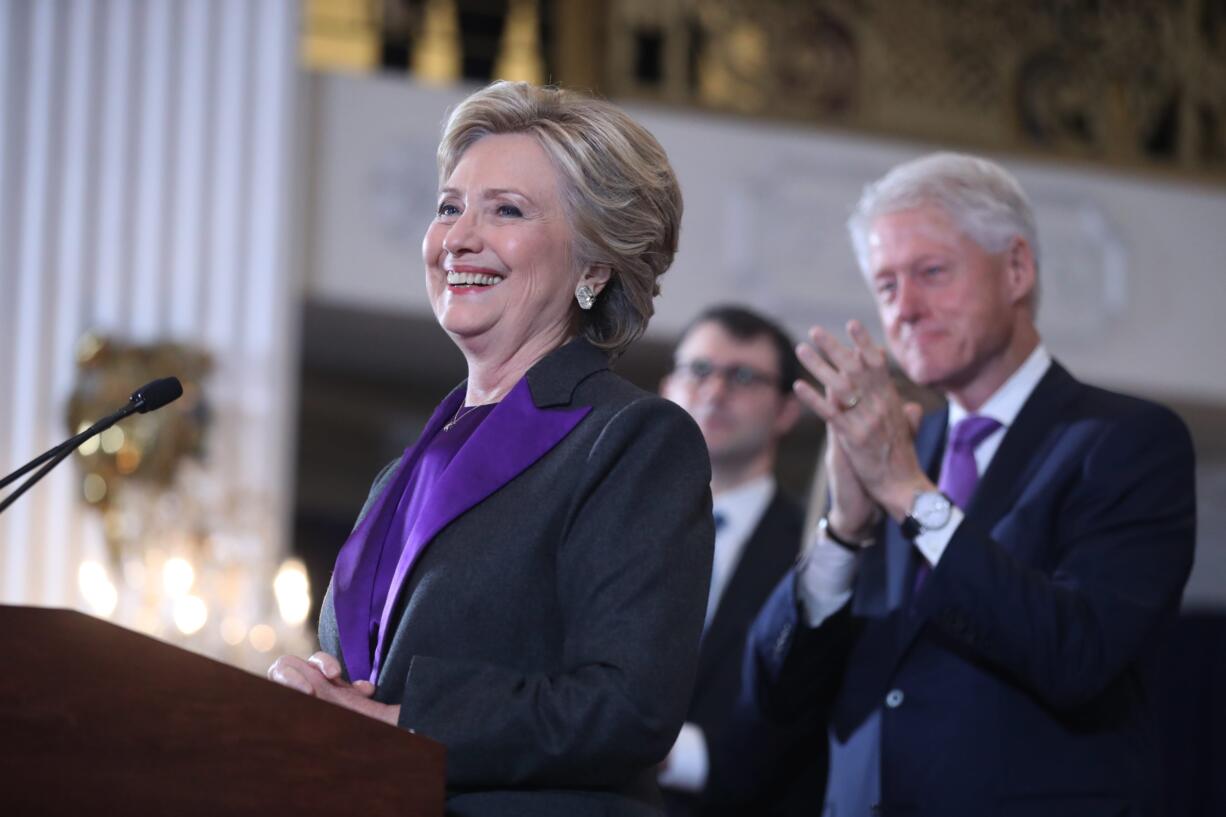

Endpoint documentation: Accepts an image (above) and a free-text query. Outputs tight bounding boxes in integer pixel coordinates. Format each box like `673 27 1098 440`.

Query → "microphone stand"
0 377 181 515
0 404 138 515
0 404 137 490
0 443 82 515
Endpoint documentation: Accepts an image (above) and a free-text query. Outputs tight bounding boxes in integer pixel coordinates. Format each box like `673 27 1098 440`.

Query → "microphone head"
129 377 184 414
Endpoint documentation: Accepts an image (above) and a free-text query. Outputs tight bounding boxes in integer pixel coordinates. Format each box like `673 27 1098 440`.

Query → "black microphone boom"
0 377 184 514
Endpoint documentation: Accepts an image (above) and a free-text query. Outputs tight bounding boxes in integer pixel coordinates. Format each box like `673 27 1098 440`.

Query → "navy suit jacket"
319 340 715 817
741 361 1196 817
665 490 826 817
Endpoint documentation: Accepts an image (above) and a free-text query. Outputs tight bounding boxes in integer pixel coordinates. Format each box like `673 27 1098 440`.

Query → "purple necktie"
914 414 1002 594
939 415 1002 510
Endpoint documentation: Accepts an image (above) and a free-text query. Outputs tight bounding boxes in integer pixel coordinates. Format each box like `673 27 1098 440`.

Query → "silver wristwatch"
900 490 953 539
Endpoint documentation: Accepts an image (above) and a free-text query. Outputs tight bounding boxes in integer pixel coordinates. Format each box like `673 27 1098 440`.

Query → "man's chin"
899 353 953 388
900 361 935 387
696 421 736 442
709 445 765 470
701 435 735 456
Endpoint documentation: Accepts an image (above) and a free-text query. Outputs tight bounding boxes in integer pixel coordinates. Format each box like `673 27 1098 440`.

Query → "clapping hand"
793 321 932 523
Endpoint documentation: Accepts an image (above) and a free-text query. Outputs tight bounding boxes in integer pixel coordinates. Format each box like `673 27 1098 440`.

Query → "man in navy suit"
658 306 825 816
741 153 1196 816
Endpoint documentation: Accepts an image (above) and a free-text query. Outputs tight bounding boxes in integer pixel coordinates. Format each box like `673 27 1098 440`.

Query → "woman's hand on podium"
267 651 401 727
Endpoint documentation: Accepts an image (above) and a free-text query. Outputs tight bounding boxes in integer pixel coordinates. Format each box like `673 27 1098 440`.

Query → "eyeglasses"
671 359 780 390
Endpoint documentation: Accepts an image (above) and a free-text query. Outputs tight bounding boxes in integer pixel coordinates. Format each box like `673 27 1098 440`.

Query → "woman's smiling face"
423 132 580 357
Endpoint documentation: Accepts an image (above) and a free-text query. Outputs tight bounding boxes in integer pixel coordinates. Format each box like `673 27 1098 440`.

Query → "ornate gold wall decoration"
493 0 545 83
301 0 382 72
413 0 463 84
694 2 857 118
604 0 1226 180
68 335 211 516
297 1 1223 179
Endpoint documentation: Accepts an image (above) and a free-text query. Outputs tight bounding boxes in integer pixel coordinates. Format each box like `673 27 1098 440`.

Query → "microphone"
129 377 184 414
0 377 184 514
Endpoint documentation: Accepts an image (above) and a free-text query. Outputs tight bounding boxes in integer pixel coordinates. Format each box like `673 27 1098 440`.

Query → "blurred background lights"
78 560 118 618
82 473 108 503
115 443 142 474
162 557 195 597
220 616 249 646
273 558 312 626
248 624 277 653
76 421 100 455
100 425 125 454
121 556 147 590
133 607 161 636
173 595 208 635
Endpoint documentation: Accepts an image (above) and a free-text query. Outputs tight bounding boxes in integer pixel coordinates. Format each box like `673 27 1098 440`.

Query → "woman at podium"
269 80 713 816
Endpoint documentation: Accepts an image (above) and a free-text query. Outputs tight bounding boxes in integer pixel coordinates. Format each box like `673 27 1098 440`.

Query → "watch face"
913 491 952 529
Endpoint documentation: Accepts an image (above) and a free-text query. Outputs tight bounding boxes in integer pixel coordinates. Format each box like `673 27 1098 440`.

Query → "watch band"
900 514 922 540
818 516 875 553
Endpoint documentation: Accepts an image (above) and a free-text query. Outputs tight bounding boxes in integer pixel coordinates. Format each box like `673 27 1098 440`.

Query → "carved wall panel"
607 0 1226 180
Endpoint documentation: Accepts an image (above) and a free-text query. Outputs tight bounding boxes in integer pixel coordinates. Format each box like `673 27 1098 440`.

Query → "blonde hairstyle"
847 152 1041 313
438 81 683 357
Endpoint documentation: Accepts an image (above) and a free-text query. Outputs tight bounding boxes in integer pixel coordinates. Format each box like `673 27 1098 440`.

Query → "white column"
0 0 301 611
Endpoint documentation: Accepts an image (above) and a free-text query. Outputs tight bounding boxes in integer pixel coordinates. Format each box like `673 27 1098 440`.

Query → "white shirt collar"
713 474 775 526
947 344 1052 430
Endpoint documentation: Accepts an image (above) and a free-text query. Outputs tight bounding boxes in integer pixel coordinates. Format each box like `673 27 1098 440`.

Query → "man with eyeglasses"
658 305 824 817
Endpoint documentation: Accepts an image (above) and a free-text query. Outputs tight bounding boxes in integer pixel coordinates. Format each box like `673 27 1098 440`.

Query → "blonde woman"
270 82 713 817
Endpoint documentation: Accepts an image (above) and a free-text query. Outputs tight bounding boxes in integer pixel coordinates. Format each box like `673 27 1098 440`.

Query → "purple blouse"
361 403 495 679
330 374 591 684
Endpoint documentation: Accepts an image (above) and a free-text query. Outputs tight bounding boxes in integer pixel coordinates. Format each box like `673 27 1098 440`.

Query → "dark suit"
318 340 715 817
665 490 826 817
741 362 1196 816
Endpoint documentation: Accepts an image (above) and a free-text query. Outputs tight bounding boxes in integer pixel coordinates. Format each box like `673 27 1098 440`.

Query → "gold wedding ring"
841 394 861 411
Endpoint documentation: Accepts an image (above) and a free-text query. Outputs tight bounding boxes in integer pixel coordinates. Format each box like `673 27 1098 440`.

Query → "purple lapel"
331 386 465 683
368 376 591 681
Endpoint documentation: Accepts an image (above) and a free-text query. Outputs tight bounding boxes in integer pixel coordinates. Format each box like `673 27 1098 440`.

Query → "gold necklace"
443 403 481 431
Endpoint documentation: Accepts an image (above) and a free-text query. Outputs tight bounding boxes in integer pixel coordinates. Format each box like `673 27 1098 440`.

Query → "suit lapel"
331 387 463 683
895 361 1081 653
370 341 605 682
961 362 1080 533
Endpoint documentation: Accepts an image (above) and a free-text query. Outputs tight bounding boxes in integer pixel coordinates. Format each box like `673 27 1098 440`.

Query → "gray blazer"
319 339 715 817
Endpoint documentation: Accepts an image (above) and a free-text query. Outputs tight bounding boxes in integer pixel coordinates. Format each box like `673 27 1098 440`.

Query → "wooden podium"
0 605 445 816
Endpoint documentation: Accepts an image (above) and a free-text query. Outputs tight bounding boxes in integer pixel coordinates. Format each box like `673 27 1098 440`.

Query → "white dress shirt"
659 474 776 792
798 345 1052 628
706 475 776 630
